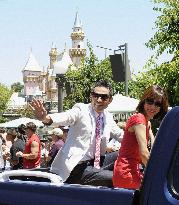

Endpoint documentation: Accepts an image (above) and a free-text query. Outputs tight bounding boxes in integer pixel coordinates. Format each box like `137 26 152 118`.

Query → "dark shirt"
10 139 25 170
18 134 27 143
48 139 64 166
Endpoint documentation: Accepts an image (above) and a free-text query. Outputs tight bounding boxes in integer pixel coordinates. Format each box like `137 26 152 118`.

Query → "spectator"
0 128 12 170
40 140 49 168
17 124 27 142
46 128 64 166
16 122 41 169
5 129 25 170
113 85 168 189
60 126 69 143
0 128 6 142
0 134 5 171
30 80 123 187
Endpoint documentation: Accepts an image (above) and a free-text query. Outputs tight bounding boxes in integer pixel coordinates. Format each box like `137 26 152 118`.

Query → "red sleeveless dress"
112 113 149 189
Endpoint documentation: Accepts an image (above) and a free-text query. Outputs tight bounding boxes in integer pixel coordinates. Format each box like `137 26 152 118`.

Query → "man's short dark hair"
7 129 17 139
18 124 26 135
91 80 113 96
0 128 6 133
26 122 37 132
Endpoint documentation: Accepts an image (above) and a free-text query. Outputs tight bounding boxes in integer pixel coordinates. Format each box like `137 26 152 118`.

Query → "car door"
0 169 136 205
0 180 136 205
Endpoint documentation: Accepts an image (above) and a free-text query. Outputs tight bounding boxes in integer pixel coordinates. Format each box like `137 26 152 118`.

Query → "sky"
0 0 161 87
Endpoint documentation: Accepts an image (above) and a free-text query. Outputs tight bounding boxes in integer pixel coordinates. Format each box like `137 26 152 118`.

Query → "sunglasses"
91 92 110 101
145 98 162 108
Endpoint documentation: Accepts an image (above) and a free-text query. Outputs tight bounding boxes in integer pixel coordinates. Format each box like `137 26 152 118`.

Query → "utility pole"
124 43 128 96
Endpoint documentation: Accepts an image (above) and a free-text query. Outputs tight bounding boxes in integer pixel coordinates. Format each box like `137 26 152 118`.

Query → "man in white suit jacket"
30 80 123 187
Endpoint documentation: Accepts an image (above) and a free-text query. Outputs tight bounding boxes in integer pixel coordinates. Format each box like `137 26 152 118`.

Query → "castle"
22 12 86 103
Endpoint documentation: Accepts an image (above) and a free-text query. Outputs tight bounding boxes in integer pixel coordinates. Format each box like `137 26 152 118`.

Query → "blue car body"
0 107 179 205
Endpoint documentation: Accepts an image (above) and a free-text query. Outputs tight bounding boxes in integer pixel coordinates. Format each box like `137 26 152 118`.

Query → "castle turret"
69 12 86 67
49 44 58 69
22 52 43 99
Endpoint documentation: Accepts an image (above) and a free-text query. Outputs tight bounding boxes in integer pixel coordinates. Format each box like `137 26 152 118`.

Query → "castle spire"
69 12 86 67
73 12 82 29
49 43 58 69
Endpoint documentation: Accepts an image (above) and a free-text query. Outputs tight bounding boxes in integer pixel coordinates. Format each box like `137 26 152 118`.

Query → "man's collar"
93 110 104 118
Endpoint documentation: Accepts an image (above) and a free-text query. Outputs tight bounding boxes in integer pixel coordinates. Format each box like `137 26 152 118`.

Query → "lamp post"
55 74 66 112
96 46 112 59
54 62 69 113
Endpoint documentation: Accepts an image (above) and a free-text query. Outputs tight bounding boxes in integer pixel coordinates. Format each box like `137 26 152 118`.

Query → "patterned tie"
94 114 102 169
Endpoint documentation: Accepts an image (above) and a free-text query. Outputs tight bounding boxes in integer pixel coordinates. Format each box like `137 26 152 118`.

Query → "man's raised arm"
30 99 53 125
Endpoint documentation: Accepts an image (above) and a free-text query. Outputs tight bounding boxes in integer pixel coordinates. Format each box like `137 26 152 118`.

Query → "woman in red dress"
112 85 168 189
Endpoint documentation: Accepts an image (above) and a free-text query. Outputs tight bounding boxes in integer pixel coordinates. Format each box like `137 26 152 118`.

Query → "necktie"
94 114 101 169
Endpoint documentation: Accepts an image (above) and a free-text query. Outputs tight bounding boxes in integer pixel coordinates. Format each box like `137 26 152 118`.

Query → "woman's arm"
133 124 150 166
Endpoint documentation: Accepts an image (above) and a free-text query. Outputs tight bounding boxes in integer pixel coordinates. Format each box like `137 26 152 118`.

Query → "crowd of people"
0 123 68 171
0 80 169 190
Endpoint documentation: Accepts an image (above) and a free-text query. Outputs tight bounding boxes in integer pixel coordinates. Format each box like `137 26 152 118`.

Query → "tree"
11 82 24 93
16 104 35 118
0 84 12 123
63 42 124 110
129 57 179 107
146 0 179 58
128 0 179 107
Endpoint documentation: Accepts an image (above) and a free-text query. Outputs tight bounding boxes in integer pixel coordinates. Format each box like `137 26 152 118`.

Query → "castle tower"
69 12 86 67
22 52 43 100
49 44 58 69
45 44 59 101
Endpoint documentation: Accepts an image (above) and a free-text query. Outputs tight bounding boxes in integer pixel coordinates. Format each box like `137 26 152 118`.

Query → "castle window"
78 45 80 48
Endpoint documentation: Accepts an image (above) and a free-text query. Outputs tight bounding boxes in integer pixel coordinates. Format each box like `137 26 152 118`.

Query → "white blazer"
49 103 123 182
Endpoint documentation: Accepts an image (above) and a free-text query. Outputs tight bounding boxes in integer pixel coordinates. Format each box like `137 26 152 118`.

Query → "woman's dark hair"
26 122 37 132
91 80 113 97
136 85 168 119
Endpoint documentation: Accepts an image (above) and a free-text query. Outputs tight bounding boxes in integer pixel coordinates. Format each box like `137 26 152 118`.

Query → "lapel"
88 104 96 135
102 110 108 136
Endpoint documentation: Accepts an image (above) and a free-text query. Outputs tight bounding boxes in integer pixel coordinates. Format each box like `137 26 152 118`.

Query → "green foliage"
0 84 12 123
18 103 35 118
63 42 123 109
11 82 24 93
128 0 179 107
16 104 35 118
129 56 179 106
146 0 179 57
